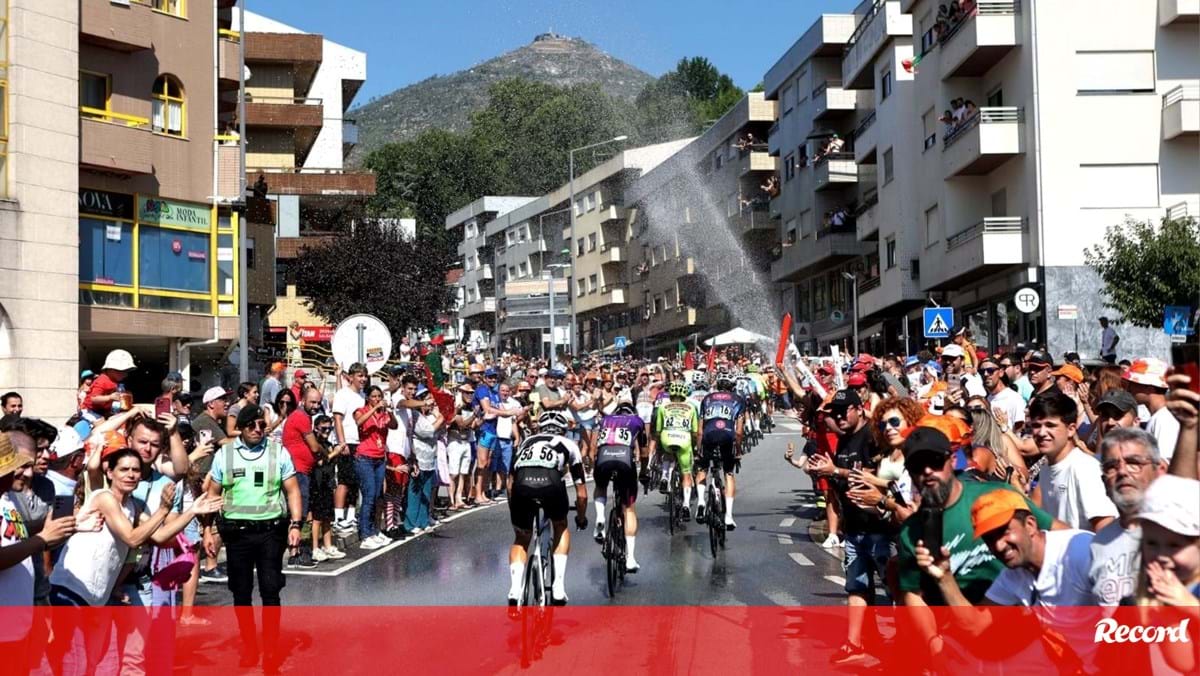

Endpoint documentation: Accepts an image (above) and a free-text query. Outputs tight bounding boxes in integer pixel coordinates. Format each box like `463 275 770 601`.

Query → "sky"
247 0 859 107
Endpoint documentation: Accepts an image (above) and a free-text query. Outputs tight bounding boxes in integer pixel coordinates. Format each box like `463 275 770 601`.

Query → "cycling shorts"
595 445 637 507
509 468 569 529
658 438 693 475
699 430 738 474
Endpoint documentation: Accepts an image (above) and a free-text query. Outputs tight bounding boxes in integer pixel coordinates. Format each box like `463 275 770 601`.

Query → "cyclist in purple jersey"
593 403 644 572
697 375 747 529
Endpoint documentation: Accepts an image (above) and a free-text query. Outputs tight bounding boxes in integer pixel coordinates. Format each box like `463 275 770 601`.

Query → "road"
195 415 849 607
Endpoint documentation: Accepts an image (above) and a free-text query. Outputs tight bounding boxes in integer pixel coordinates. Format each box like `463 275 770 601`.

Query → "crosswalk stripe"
776 534 794 545
789 552 814 566
824 575 846 586
779 517 796 528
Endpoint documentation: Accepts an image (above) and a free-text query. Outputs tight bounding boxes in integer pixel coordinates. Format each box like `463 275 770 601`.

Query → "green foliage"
292 221 455 336
1084 216 1200 328
635 57 744 141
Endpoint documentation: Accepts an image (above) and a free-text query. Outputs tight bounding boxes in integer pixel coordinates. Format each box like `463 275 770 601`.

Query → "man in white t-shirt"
1122 358 1180 461
980 357 1025 433
330 362 367 532
914 488 1099 671
1029 392 1117 531
1090 427 1166 605
1098 317 1119 364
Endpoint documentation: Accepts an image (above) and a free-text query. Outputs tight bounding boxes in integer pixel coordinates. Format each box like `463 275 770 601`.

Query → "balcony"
600 242 626 263
244 96 323 128
852 111 878 164
245 167 376 197
813 152 861 191
942 107 1024 178
480 264 494 280
600 282 628 304
924 217 1026 290
599 205 629 223
460 297 497 318
216 143 242 202
771 228 872 282
1160 0 1200 24
79 109 152 176
854 188 880 240
738 149 777 176
81 0 152 52
1163 85 1200 140
245 32 322 95
843 1 913 89
734 201 773 235
812 81 858 119
939 0 1019 79
218 33 241 84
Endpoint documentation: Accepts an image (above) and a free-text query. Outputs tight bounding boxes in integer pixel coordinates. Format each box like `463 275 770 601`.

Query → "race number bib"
603 426 634 447
704 404 734 421
513 439 560 471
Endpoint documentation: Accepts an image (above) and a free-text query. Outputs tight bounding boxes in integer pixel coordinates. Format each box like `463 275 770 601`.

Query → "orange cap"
971 489 1031 538
907 414 971 448
1051 364 1084 384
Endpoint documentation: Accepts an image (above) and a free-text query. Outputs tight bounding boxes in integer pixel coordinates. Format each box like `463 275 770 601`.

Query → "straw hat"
0 433 34 479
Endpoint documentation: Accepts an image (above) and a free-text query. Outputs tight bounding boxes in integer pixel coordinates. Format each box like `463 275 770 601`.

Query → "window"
800 209 814 237
922 109 936 150
925 204 940 247
653 295 663 315
881 70 893 100
785 218 797 245
594 190 603 210
246 237 256 269
577 238 585 256
796 69 808 104
882 148 894 185
830 271 846 309
1075 51 1154 93
1078 164 1160 208
784 153 795 181
151 0 184 16
986 87 1004 108
587 233 596 251
151 75 185 136
584 194 593 211
665 287 676 309
80 71 110 112
519 261 528 277
508 265 516 279
990 189 1007 218
885 237 897 269
782 85 793 115
589 274 598 294
574 199 583 216
919 12 937 55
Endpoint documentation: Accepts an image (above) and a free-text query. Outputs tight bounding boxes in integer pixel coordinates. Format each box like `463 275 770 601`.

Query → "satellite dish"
331 314 393 374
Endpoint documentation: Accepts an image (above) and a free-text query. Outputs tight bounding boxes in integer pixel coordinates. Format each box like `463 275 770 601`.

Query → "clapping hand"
158 483 177 511
74 507 104 533
191 495 224 516
1146 557 1197 607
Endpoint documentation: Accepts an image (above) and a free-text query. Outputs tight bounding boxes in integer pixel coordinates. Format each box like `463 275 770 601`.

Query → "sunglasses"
904 454 948 476
247 420 268 431
829 408 854 420
968 406 989 416
979 367 999 376
878 416 903 430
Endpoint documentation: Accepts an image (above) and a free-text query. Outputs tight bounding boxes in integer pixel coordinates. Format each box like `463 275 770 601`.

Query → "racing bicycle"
701 449 727 558
601 471 628 598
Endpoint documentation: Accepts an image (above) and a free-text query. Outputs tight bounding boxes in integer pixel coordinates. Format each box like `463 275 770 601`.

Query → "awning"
703 327 771 347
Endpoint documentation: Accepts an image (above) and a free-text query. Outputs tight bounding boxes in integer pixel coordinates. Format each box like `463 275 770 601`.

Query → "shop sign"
80 188 134 220
138 197 211 229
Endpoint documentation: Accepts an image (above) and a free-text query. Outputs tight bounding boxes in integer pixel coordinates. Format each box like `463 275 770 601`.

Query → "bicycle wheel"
707 483 720 558
613 504 626 582
523 548 542 608
667 468 676 536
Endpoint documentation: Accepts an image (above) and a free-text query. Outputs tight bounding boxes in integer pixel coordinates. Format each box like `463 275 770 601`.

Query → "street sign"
1058 305 1079 320
614 335 628 351
1014 287 1041 314
331 313 392 374
830 310 845 324
1165 306 1194 343
923 307 954 339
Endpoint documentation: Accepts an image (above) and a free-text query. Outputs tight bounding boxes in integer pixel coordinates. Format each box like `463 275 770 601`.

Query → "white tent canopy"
703 327 771 347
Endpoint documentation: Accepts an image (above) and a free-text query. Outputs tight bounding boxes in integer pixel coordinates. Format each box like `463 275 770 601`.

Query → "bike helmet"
667 381 689 400
613 401 637 416
715 372 735 391
537 410 572 434
746 363 760 374
691 372 709 389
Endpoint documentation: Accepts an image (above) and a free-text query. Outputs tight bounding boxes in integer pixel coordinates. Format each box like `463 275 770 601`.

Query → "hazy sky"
248 0 857 107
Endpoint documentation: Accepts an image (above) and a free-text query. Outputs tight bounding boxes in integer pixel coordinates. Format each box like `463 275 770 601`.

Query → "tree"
1084 216 1200 328
291 221 456 338
635 57 744 142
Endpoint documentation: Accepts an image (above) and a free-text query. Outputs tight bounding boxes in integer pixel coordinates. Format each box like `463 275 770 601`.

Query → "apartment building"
446 196 538 350
238 13 375 349
76 0 275 398
769 1 1198 359
0 2 80 419
765 15 880 353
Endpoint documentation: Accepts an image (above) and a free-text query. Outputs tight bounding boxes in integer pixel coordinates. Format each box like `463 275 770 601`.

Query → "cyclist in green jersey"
648 381 700 520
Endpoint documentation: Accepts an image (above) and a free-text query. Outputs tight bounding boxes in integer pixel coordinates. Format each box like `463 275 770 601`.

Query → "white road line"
824 575 846 586
779 517 796 528
776 534 794 545
788 552 813 566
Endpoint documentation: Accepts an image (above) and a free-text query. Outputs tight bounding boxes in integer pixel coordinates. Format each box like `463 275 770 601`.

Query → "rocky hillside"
349 33 655 162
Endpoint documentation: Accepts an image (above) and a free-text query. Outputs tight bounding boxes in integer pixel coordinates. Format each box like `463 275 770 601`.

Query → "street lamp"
545 263 570 366
842 271 859 354
568 134 628 356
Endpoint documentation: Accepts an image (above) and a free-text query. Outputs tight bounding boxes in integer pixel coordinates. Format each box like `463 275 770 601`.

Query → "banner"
138 196 212 230
775 312 793 366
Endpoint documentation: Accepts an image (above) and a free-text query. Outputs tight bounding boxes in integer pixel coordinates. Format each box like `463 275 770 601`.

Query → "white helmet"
537 410 572 434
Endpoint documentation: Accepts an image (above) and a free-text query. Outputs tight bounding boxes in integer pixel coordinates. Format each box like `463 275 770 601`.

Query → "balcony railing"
80 106 150 128
1164 84 1200 108
946 216 1024 250
859 276 882 293
813 150 854 167
845 0 888 54
852 188 879 216
940 0 1017 47
601 282 629 294
812 80 842 99
245 95 322 106
943 106 1022 148
853 110 877 139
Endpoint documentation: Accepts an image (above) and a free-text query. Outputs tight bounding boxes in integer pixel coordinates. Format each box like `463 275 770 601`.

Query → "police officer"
203 403 302 668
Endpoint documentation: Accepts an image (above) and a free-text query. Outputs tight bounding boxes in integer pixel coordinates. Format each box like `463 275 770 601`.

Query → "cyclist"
697 373 746 530
733 372 759 444
688 372 710 410
746 363 771 431
592 401 644 573
506 410 588 607
648 381 700 520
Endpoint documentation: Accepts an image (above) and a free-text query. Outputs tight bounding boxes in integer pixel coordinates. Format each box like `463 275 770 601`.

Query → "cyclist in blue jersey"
697 373 746 530
592 402 645 572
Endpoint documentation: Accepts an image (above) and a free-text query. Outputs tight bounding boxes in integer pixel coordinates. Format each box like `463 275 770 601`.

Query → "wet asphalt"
196 416 847 607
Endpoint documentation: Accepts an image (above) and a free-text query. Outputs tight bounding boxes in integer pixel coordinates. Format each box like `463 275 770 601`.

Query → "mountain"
349 33 656 162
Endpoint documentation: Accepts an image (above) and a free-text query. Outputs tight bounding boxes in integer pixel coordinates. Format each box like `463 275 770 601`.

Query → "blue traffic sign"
614 335 628 351
923 307 954 339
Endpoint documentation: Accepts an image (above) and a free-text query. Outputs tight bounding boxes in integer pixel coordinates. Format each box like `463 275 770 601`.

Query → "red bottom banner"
0 605 1195 675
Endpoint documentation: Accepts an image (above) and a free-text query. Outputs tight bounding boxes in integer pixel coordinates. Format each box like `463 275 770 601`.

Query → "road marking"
825 575 846 586
789 552 813 566
776 534 794 545
779 517 796 528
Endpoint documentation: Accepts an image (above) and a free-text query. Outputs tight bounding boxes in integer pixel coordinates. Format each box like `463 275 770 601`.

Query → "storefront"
78 189 240 316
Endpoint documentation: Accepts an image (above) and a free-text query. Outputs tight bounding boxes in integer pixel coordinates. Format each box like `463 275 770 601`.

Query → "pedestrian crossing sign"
923 307 954 339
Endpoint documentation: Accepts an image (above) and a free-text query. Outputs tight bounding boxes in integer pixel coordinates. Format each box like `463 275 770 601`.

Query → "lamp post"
842 271 859 354
568 134 627 357
545 263 569 368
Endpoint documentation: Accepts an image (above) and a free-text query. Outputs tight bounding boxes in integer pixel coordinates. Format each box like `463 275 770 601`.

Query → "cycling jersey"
687 389 708 410
700 391 746 437
510 433 585 483
597 414 644 453
596 414 643 507
734 377 756 400
654 401 698 451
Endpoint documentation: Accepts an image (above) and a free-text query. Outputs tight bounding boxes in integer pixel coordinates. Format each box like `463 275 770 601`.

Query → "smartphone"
921 507 944 555
155 397 172 416
1171 341 1199 394
198 429 213 446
